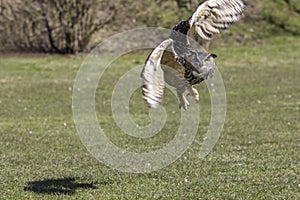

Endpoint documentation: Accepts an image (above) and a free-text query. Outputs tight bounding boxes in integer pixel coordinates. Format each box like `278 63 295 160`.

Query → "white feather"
189 0 245 41
141 39 173 108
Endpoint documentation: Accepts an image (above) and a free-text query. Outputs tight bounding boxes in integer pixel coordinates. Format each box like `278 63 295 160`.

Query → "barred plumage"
141 0 245 109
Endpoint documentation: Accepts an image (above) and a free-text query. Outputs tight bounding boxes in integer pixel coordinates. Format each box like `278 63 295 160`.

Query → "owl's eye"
204 59 210 63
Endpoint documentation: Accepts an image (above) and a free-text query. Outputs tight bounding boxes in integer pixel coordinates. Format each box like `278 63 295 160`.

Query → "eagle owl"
141 0 245 109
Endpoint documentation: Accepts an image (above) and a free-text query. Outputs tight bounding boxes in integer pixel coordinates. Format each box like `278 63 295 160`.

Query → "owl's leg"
187 85 199 103
177 89 189 110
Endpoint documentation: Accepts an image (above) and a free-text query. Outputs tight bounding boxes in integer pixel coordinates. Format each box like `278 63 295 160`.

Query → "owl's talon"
178 94 190 110
187 87 199 103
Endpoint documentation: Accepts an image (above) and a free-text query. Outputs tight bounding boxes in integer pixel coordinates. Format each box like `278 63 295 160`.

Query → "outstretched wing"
141 38 173 108
189 0 245 40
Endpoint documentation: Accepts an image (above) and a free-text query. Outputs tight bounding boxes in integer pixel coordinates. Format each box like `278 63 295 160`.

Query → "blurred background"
1 0 300 54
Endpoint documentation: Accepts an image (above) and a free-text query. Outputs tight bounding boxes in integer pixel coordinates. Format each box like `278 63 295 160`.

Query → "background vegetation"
1 0 300 53
0 1 299 199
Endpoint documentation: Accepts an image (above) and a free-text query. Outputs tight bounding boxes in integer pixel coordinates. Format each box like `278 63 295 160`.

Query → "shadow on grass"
24 177 104 195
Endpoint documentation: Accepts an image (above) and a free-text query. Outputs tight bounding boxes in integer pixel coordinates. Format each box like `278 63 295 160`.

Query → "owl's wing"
141 38 173 108
189 0 245 40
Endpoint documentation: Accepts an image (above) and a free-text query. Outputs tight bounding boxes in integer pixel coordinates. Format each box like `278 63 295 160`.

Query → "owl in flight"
141 0 245 109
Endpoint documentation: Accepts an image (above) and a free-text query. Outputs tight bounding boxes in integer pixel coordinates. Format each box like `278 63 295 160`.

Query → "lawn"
0 36 299 199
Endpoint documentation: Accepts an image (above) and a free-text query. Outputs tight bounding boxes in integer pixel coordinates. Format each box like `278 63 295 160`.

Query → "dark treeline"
0 0 299 54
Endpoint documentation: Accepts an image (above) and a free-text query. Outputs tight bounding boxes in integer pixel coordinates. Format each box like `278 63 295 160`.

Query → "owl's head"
184 51 217 79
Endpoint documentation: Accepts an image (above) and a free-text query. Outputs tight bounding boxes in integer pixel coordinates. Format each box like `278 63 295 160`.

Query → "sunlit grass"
0 37 299 199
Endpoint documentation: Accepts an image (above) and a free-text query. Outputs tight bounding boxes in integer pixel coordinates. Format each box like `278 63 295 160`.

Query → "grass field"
0 36 299 199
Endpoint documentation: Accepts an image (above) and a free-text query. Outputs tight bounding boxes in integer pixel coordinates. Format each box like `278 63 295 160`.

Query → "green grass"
0 36 300 199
